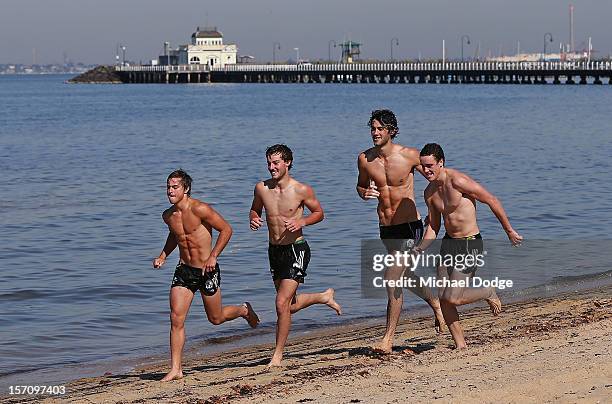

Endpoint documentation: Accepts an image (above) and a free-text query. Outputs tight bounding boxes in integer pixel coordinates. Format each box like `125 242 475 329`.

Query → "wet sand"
3 285 611 403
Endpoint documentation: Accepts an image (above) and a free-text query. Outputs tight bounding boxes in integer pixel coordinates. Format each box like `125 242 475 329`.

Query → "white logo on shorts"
292 249 305 270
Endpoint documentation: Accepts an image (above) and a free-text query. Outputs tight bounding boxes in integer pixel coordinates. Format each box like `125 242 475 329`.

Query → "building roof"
192 26 223 38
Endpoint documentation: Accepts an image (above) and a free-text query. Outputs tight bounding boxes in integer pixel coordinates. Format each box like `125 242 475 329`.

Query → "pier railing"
113 61 612 84
116 61 612 74
116 65 209 73
210 61 612 72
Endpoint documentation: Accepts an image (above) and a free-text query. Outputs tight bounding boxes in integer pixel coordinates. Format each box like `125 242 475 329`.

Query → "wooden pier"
116 61 612 85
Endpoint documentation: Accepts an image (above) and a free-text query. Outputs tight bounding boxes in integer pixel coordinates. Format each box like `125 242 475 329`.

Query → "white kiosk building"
175 27 237 67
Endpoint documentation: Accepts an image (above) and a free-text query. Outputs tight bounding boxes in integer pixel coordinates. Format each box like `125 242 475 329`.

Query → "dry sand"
3 286 611 404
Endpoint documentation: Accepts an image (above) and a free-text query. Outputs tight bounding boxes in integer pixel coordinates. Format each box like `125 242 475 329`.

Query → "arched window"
189 56 201 64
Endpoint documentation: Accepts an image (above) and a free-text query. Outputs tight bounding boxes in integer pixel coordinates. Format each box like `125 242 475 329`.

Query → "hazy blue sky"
2 0 611 64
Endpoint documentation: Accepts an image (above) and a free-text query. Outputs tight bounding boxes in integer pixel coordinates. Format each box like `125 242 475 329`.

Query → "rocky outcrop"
68 65 124 83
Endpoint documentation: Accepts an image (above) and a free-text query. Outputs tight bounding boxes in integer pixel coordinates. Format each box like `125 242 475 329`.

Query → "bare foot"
430 298 446 334
486 290 502 316
323 288 342 315
243 302 260 328
160 370 183 382
266 354 283 369
371 339 393 355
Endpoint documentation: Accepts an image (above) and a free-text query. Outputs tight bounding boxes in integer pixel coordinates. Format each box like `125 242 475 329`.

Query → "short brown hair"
420 143 445 165
266 144 293 170
167 169 192 196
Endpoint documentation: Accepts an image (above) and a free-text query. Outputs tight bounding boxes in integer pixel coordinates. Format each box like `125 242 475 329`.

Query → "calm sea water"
1 75 611 386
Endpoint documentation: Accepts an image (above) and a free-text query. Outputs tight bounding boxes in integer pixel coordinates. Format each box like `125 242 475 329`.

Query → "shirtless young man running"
250 144 342 367
416 143 523 349
153 169 260 381
356 109 445 354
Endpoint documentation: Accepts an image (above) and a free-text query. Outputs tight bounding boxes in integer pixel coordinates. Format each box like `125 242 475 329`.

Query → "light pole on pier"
121 45 127 67
294 47 300 64
328 40 336 63
461 35 471 62
272 42 280 64
390 37 399 62
543 33 553 61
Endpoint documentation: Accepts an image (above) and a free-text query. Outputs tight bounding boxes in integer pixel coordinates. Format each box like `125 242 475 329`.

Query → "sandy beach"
3 285 610 404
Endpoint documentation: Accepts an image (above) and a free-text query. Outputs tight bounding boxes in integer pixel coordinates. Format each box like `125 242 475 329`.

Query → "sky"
1 0 611 65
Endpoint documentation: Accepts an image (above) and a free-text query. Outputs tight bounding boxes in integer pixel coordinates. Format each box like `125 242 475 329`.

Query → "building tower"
339 40 361 64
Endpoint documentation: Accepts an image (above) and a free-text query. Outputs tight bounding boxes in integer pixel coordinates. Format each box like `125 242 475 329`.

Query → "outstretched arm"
153 232 177 269
197 204 233 271
454 175 523 246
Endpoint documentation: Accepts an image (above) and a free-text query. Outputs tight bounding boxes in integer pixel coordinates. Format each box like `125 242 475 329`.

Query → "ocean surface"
1 74 611 388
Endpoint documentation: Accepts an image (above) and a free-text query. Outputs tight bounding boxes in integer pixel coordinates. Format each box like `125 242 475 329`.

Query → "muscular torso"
427 169 480 237
259 179 305 245
164 199 213 268
361 145 420 226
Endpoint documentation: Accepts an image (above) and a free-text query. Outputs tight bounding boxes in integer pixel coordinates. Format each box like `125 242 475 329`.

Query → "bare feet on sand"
160 370 183 382
243 302 260 328
323 288 342 315
371 339 393 355
431 298 447 334
486 290 502 316
266 355 284 369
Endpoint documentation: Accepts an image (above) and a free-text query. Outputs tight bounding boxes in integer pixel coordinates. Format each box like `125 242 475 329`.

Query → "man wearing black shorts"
250 144 342 367
357 109 445 354
153 170 260 381
416 144 522 349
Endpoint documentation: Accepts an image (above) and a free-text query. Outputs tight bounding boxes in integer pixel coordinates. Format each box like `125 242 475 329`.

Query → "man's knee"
275 296 292 314
387 286 403 300
170 312 186 328
440 294 461 306
207 314 225 325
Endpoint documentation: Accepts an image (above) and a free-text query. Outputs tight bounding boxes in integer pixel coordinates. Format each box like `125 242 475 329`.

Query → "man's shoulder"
290 178 311 193
162 207 175 220
447 168 477 191
359 147 376 160
424 182 437 198
258 179 276 191
447 168 470 183
189 198 212 215
395 144 420 159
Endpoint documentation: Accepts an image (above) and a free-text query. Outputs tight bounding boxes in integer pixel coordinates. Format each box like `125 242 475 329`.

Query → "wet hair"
420 143 445 166
266 144 293 170
167 169 192 196
368 109 399 138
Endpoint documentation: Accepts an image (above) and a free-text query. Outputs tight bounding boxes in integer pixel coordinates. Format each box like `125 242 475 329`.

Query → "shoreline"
2 284 610 403
3 269 609 391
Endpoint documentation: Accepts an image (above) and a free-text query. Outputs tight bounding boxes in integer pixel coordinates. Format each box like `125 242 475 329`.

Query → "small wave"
501 269 612 301
0 289 50 301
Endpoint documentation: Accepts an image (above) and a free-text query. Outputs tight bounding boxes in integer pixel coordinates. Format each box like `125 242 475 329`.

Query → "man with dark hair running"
153 169 260 381
357 109 445 354
250 145 342 367
416 143 522 349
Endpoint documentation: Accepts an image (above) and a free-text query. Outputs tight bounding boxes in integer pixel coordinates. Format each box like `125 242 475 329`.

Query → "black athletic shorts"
379 219 424 252
268 239 311 283
439 233 484 275
171 263 221 296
